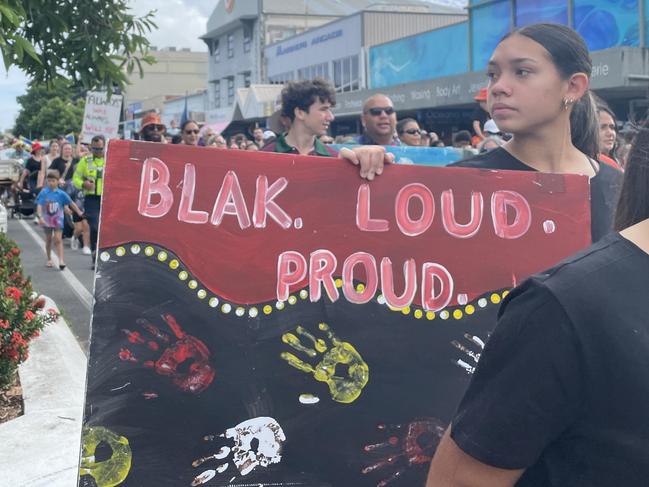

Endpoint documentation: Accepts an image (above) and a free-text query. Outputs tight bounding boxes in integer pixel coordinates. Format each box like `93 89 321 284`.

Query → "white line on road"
18 219 94 311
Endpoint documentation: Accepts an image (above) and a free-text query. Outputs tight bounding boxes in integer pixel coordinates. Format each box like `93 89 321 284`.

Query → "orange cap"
474 88 488 101
140 112 166 132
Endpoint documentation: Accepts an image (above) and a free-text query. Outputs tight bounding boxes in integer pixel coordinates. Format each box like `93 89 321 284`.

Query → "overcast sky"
1 0 465 132
0 0 211 132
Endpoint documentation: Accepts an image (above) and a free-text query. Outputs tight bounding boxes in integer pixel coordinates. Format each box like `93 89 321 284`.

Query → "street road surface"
8 217 94 354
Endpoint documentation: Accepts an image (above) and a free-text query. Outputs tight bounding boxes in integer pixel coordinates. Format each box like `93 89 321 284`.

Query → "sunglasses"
184 129 200 135
145 124 165 132
91 146 104 152
403 128 422 135
366 107 395 116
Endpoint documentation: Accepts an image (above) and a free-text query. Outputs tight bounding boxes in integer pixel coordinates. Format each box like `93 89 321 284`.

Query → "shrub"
0 233 58 389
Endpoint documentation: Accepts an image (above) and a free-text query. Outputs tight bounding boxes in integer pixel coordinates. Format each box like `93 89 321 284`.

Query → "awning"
201 121 231 135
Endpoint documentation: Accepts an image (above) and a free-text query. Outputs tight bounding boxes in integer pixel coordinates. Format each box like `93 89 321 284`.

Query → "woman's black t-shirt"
24 157 43 189
49 157 79 181
450 147 623 242
451 233 649 486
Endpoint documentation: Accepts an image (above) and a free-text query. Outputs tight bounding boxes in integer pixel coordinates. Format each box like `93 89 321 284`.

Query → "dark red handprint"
119 313 215 394
361 417 446 486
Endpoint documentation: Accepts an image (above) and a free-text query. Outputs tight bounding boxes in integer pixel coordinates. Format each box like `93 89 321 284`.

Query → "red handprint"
361 417 446 486
119 313 215 394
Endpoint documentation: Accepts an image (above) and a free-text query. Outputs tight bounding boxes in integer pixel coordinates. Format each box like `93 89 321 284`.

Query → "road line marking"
18 220 94 311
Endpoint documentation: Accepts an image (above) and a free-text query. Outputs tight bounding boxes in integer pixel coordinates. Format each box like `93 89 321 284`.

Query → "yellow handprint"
79 426 132 487
281 322 369 404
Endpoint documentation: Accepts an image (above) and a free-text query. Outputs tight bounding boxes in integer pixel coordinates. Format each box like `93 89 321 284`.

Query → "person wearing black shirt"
426 124 649 487
452 147 621 242
49 142 79 183
18 142 46 193
348 23 622 244
425 24 648 487
471 88 490 140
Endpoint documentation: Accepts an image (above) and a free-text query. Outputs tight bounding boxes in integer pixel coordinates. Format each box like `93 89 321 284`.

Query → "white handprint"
191 417 286 485
451 333 486 375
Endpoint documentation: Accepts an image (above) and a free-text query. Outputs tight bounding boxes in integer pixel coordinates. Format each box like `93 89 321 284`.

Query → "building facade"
328 0 649 138
120 47 208 137
200 0 458 132
122 47 208 116
265 7 466 92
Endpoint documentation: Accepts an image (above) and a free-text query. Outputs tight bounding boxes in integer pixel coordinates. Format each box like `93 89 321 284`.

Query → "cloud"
0 67 29 132
127 0 209 52
3 1 209 132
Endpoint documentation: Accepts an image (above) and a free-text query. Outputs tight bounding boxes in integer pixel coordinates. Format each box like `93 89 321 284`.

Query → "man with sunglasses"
73 134 106 266
139 112 167 143
357 94 401 146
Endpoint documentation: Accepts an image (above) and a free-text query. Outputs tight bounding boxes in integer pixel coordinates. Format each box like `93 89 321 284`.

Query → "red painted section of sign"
100 140 591 306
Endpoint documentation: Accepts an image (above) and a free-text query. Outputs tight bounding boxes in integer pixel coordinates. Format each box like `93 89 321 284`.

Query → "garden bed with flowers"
0 233 58 424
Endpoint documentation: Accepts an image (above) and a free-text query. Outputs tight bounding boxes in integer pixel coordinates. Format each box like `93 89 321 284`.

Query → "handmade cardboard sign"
78 140 590 487
81 91 123 144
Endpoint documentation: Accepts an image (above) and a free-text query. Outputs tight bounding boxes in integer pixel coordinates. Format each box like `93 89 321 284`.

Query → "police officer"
73 135 105 266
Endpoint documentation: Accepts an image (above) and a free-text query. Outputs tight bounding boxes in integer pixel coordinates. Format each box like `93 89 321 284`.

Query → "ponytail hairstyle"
502 23 600 159
614 126 649 231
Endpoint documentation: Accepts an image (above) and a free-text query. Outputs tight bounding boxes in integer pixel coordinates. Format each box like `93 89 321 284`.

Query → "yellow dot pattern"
99 244 511 323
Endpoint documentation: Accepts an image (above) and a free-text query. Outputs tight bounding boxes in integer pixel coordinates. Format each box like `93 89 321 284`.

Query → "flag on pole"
65 133 76 144
180 92 189 126
18 136 33 149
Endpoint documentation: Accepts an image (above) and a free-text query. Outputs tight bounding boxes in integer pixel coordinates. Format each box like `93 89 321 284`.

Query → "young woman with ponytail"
352 23 622 242
425 127 649 487
450 23 622 242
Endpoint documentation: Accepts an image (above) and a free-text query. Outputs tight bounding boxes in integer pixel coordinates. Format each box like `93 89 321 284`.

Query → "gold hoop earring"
562 98 574 111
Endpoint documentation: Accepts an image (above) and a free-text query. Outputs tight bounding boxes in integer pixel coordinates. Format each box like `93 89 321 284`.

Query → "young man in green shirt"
262 78 338 157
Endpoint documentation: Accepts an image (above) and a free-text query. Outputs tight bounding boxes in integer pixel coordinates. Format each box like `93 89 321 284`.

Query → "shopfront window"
574 0 639 50
211 81 221 109
212 40 220 63
227 77 234 105
243 26 252 53
332 55 360 93
471 0 512 70
227 33 234 58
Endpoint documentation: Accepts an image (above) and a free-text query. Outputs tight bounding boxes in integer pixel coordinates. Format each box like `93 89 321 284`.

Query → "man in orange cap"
472 87 490 142
140 112 167 143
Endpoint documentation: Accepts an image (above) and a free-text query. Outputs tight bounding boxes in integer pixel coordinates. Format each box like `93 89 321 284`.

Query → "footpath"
0 296 86 487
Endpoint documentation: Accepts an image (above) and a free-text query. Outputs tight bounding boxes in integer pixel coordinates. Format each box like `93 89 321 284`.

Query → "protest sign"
331 144 463 166
79 140 590 487
81 91 123 143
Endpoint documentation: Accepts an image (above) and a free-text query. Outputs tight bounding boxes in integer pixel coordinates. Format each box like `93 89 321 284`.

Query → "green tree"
13 79 82 137
0 0 156 90
29 97 85 140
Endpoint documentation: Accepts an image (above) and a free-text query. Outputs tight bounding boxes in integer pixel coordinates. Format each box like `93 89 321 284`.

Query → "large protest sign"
79 140 590 487
81 91 123 143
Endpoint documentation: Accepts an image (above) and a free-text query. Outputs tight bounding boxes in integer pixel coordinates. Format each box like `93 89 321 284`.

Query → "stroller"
13 187 37 219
